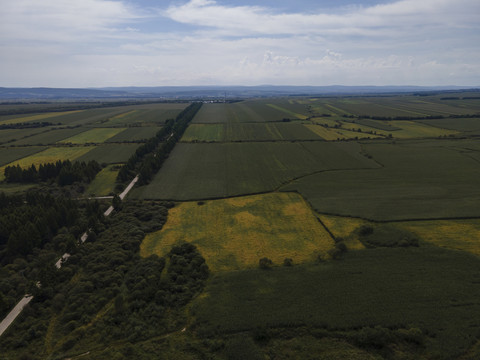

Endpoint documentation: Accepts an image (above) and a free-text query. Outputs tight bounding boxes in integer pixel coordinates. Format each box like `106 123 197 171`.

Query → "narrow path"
0 174 140 338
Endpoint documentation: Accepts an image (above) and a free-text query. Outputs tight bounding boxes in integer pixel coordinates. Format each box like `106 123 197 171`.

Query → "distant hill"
0 85 478 100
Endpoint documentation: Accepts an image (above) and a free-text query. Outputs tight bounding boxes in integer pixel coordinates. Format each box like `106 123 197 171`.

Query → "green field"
193 101 301 124
0 146 47 166
105 126 163 142
76 143 141 164
58 127 126 144
141 192 334 271
0 110 85 125
418 117 480 132
132 141 378 200
10 127 90 146
102 104 186 126
192 246 480 359
0 127 53 145
181 122 322 142
282 140 480 220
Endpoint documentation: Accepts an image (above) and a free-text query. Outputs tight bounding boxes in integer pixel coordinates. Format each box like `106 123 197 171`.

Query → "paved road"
0 295 33 336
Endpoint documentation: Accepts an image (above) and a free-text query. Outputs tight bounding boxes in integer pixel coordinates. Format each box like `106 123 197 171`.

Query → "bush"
259 257 273 269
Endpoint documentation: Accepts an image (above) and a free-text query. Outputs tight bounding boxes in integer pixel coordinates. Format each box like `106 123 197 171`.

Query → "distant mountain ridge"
0 85 478 100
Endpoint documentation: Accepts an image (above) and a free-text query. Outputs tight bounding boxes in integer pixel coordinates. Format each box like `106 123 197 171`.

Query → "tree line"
116 102 202 185
4 160 101 186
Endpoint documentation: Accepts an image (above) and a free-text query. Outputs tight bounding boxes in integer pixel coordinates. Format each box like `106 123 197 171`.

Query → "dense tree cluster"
0 192 102 262
0 192 104 319
117 102 202 185
0 199 210 355
4 160 101 186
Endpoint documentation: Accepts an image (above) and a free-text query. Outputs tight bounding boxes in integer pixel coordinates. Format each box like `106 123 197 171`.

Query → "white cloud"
0 0 478 86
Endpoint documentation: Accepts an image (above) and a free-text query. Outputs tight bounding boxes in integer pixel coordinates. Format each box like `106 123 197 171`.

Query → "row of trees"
116 102 202 185
4 160 101 186
0 122 55 130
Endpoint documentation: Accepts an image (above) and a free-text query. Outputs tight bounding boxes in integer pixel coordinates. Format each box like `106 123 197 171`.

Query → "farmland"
140 192 334 272
58 127 125 144
2 93 480 360
132 141 378 200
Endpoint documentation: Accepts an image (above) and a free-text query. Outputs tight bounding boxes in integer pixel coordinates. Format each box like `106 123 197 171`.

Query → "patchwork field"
58 127 126 144
0 127 53 145
10 127 90 146
0 110 84 125
132 141 378 200
140 192 334 271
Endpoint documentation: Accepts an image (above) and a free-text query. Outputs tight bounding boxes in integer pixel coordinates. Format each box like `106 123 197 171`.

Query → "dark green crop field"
10 127 90 146
192 246 480 359
0 127 50 145
132 141 378 200
105 126 163 142
76 143 142 164
282 140 480 220
0 146 47 166
193 100 305 124
181 122 321 142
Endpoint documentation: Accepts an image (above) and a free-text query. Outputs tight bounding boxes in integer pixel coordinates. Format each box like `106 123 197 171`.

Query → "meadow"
140 192 334 271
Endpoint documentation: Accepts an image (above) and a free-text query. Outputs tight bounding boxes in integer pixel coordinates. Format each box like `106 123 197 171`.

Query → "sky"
0 0 479 87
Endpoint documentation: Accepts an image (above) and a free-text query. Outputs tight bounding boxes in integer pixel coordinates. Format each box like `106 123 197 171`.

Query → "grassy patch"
86 165 120 196
140 192 334 271
397 219 480 257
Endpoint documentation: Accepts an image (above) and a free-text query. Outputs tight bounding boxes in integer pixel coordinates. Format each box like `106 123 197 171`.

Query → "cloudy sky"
1 0 479 87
